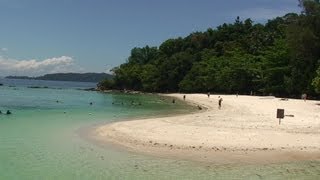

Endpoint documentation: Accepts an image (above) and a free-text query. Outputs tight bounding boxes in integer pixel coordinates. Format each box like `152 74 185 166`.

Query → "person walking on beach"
183 95 186 100
218 97 223 109
207 92 210 98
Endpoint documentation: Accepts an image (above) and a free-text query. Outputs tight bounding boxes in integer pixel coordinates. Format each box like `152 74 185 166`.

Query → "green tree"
98 1 320 99
97 79 114 90
286 0 320 94
312 66 320 92
128 46 158 65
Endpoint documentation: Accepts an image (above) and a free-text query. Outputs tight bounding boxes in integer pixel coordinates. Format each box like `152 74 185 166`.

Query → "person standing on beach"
301 93 307 102
218 97 223 109
183 95 186 100
207 92 210 98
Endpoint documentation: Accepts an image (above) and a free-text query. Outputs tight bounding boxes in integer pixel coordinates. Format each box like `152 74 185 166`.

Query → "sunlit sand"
94 94 320 164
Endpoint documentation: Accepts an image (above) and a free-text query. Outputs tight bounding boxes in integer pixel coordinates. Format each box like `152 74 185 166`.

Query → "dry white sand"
92 94 320 164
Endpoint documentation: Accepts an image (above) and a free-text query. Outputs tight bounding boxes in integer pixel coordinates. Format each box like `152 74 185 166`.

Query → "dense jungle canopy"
99 0 320 98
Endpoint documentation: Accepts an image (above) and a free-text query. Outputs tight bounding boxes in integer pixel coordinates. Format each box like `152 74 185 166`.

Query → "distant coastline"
6 73 113 83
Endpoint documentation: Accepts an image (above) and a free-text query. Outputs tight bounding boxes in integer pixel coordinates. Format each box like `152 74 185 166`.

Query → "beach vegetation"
100 0 320 97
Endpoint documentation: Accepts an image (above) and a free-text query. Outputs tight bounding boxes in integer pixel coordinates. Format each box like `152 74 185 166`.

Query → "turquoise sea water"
0 79 319 179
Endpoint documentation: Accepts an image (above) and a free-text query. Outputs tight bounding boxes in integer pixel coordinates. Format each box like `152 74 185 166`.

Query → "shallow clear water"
0 79 319 179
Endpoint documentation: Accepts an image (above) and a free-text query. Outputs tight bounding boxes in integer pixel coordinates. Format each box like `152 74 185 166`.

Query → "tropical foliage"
100 1 320 98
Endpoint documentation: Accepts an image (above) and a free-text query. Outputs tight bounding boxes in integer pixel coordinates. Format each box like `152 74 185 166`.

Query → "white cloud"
1 48 8 52
0 56 83 77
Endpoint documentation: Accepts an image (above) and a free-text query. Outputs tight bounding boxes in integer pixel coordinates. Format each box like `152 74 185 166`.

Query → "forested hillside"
99 0 320 98
7 73 113 83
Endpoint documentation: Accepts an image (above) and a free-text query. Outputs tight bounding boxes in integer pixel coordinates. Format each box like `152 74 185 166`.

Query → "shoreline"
90 94 320 164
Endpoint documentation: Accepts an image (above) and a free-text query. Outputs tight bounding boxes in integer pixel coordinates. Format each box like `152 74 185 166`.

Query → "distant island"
6 73 113 83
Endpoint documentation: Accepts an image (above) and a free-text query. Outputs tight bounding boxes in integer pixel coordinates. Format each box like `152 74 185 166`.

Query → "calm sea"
0 78 319 179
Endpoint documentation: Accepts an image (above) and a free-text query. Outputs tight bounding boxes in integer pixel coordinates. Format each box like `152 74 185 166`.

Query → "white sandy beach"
92 94 320 164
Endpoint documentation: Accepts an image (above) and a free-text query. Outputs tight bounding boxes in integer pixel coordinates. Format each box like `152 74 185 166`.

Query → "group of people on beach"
181 91 310 111
0 110 12 115
182 93 224 109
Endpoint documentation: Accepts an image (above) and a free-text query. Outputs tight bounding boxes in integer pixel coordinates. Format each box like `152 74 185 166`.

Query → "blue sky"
0 0 300 76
